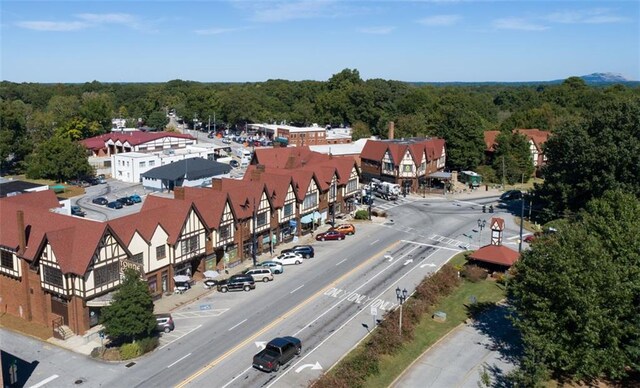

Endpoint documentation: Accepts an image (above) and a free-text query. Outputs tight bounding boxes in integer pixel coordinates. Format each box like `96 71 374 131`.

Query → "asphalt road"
2 193 523 388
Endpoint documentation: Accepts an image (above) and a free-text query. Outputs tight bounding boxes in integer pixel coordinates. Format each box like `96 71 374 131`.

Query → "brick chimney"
284 155 297 169
211 178 222 191
257 164 265 172
174 186 185 200
388 121 395 140
250 169 262 182
17 210 26 254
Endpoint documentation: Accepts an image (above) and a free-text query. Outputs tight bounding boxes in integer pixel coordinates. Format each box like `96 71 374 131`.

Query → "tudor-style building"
360 138 446 192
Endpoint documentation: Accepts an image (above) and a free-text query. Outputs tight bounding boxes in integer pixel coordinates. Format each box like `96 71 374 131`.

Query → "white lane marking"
335 259 347 266
295 361 322 373
228 319 247 331
221 366 253 388
290 284 305 294
268 247 442 387
29 375 59 388
401 239 464 252
159 324 202 350
167 353 192 368
370 239 379 245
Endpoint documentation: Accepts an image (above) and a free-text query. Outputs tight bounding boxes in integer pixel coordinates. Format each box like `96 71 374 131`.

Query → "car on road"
281 245 314 259
128 194 142 203
500 190 523 201
315 230 346 241
243 267 274 283
117 197 134 206
272 252 303 266
230 160 240 168
217 274 256 293
107 201 123 209
253 336 302 373
92 197 109 206
331 223 356 235
155 313 175 333
258 261 284 274
71 205 86 217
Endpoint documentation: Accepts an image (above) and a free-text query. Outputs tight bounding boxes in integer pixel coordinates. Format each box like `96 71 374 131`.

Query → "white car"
272 252 303 266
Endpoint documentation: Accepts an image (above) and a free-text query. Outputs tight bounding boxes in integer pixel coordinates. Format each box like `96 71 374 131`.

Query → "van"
155 313 175 333
243 267 274 283
234 148 252 159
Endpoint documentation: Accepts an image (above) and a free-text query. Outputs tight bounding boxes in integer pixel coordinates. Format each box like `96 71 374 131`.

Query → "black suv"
281 245 314 259
217 274 256 293
117 197 134 206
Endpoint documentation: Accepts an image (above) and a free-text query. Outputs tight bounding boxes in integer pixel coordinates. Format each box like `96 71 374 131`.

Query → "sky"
1 1 639 83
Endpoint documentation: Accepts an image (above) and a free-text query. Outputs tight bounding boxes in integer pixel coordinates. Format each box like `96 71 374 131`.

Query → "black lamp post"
477 219 486 247
395 287 408 336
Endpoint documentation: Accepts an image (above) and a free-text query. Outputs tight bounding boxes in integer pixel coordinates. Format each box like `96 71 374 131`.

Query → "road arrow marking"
403 259 413 266
255 341 267 351
420 263 437 268
295 361 322 373
385 255 394 262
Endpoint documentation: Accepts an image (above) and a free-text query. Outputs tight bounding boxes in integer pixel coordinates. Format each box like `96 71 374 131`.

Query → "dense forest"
2 69 639 383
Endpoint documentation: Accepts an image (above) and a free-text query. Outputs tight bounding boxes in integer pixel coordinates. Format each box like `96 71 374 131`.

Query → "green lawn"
363 279 506 388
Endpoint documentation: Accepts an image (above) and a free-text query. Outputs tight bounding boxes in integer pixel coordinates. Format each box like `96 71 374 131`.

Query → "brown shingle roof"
469 244 520 267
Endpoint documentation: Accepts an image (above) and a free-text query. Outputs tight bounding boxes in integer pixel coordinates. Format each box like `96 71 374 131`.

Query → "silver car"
243 267 274 283
258 261 284 274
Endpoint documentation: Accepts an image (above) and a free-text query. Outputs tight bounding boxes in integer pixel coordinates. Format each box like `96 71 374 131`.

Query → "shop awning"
300 211 321 224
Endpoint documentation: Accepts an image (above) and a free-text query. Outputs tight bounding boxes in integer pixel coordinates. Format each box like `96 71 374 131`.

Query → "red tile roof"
80 131 195 150
180 187 229 229
469 244 520 267
485 129 550 153
361 138 445 166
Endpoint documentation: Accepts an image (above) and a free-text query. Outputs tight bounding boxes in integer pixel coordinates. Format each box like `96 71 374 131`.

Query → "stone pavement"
46 187 506 356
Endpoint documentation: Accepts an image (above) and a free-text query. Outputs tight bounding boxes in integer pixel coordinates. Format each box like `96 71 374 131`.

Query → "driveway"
392 304 521 388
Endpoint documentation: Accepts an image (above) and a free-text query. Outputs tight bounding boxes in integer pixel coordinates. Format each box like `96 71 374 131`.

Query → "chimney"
388 121 395 140
211 178 222 191
250 169 262 182
174 186 185 200
17 210 26 254
257 164 265 172
285 155 296 169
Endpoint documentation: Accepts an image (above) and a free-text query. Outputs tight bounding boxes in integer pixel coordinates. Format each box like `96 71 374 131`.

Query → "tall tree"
101 268 156 343
509 191 640 382
491 131 534 184
431 105 486 171
145 111 168 130
25 136 93 182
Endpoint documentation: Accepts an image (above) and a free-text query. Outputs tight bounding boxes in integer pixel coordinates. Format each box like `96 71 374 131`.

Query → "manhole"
74 379 84 384
125 362 136 368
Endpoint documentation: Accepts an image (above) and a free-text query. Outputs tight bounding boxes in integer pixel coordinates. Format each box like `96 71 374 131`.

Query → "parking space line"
159 324 202 350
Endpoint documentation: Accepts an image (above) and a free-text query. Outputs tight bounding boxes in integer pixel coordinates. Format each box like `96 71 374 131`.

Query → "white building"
111 144 230 183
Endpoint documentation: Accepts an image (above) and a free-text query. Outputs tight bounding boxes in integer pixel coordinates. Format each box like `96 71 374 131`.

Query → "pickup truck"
253 336 301 372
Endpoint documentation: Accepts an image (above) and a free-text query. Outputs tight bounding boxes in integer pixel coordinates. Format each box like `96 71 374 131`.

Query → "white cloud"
546 8 628 24
358 26 395 35
493 18 549 31
418 14 461 26
75 13 136 24
195 27 244 35
16 21 88 31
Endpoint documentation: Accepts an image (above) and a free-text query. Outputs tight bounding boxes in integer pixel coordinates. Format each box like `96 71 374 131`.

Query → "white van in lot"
234 148 252 160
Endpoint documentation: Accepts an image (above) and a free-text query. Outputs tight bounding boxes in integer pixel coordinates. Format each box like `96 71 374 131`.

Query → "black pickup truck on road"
252 336 302 372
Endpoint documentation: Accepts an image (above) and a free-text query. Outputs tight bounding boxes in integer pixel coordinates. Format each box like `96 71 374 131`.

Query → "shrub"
371 209 387 217
462 265 488 283
354 210 369 220
119 342 142 360
138 336 159 354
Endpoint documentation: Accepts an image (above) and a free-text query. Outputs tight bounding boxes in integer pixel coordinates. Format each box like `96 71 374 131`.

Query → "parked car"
71 205 86 217
217 274 256 293
258 261 284 274
230 160 240 168
222 138 232 144
92 197 109 205
155 313 175 333
107 201 123 209
315 230 346 241
500 190 522 201
253 336 302 373
128 194 142 203
117 197 134 206
243 267 274 283
331 223 356 235
281 245 314 259
272 253 303 266
97 175 107 184
88 177 100 186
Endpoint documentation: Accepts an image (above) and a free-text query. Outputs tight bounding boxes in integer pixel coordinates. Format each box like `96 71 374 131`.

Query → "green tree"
80 92 113 133
101 268 156 343
491 131 534 184
25 136 93 182
509 191 640 382
432 105 486 171
146 110 168 130
350 121 371 141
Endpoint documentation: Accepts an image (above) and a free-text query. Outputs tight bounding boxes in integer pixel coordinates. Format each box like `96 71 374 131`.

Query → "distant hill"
412 72 639 87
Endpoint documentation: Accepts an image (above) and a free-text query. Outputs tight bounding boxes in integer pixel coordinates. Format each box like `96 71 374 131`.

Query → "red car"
315 230 346 241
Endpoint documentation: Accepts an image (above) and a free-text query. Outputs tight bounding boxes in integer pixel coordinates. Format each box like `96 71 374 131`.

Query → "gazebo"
467 216 520 272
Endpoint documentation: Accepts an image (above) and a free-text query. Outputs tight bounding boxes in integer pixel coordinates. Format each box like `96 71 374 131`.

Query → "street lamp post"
395 287 408 336
477 219 486 247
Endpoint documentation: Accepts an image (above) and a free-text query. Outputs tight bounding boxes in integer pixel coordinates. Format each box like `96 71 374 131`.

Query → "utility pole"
518 194 524 253
214 112 216 133
502 156 506 190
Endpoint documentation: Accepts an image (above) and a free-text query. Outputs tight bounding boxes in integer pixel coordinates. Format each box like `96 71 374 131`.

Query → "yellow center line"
175 239 401 387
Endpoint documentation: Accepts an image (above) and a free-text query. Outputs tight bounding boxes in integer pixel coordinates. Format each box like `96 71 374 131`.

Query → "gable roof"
469 244 520 267
361 138 445 166
80 131 195 150
485 129 551 153
141 158 230 181
179 187 230 229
